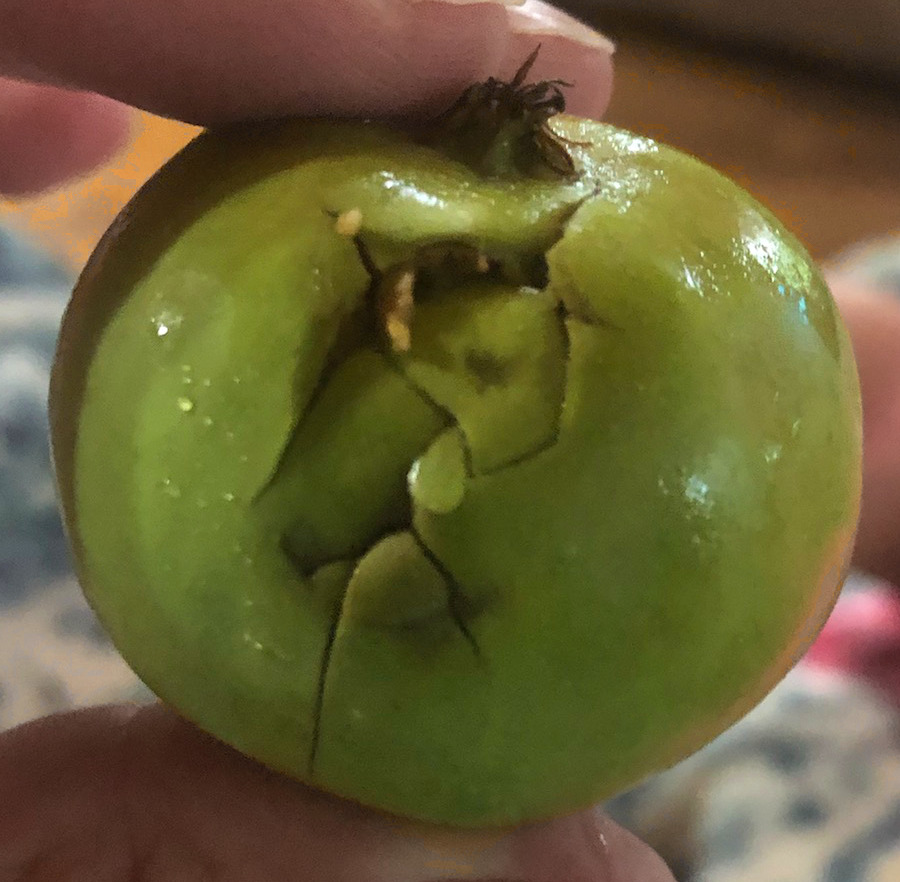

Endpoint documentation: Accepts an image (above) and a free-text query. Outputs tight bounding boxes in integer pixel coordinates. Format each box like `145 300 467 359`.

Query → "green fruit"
50 73 861 827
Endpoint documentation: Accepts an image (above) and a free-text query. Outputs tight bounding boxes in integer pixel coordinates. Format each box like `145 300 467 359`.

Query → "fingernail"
378 823 515 880
558 18 616 55
409 0 527 6
511 0 616 54
368 811 620 882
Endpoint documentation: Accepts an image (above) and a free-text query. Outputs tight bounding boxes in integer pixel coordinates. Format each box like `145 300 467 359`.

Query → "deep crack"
410 527 483 661
252 310 377 504
279 536 357 584
270 218 613 775
381 352 477 479
308 596 345 775
259 232 577 501
297 521 484 775
353 233 382 281
474 300 571 477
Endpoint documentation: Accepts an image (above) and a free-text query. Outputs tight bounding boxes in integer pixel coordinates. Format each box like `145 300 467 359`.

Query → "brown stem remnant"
431 45 579 181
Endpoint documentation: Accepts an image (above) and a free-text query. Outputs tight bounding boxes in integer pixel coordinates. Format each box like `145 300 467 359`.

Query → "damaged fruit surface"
51 81 861 826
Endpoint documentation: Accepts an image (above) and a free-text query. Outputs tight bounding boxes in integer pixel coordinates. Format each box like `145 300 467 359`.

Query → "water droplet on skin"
152 311 182 338
222 492 236 503
791 419 802 437
177 397 194 413
202 378 212 388
182 376 192 386
160 479 181 498
764 443 783 464
242 631 290 661
243 631 264 652
683 473 713 514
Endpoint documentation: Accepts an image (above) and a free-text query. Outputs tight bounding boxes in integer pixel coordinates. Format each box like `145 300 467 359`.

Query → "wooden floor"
604 29 900 260
2 27 899 270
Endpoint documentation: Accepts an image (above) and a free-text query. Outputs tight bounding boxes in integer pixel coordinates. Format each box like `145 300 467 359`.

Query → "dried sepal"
432 46 581 181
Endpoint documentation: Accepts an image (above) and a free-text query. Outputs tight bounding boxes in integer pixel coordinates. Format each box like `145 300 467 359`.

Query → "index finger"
0 0 614 124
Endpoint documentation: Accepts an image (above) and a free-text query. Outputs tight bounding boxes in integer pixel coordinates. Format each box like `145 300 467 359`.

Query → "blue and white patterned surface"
0 227 148 729
2 223 900 880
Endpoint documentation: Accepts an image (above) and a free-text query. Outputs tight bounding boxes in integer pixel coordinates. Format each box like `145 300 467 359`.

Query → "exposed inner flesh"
254 233 595 772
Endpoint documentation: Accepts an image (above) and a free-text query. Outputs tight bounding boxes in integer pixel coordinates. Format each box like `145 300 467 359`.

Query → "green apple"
50 72 861 827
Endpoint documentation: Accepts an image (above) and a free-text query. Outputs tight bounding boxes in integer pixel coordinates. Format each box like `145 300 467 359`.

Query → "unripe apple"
50 69 861 827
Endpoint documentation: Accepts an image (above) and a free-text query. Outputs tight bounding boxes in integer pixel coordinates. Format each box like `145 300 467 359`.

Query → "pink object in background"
805 584 900 707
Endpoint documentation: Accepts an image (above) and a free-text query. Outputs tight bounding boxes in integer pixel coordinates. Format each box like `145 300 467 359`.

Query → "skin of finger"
0 79 132 197
0 0 612 125
829 276 900 587
0 705 674 881
0 706 135 880
503 1 614 120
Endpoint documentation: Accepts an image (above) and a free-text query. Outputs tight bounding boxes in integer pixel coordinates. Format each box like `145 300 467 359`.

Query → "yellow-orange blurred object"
0 111 199 273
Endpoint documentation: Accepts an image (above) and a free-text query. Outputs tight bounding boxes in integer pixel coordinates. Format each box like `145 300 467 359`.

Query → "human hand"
0 79 130 197
0 0 613 195
828 274 900 588
0 704 674 881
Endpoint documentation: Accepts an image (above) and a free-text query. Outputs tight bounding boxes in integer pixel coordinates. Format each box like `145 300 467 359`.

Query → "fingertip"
503 0 615 120
0 81 133 197
303 0 615 121
0 1 614 126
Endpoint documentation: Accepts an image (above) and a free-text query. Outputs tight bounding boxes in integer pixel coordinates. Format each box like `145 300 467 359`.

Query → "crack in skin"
251 304 377 505
273 389 420 573
308 594 345 775
381 353 477 479
474 300 571 477
302 528 484 775
278 536 358 586
353 232 382 282
409 526 484 662
558 300 622 332
269 221 618 775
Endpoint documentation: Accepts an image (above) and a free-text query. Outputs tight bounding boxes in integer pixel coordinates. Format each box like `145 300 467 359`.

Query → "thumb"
0 0 614 125
0 704 673 881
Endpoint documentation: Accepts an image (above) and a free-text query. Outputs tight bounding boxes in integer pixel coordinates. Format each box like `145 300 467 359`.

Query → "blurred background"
1 0 898 271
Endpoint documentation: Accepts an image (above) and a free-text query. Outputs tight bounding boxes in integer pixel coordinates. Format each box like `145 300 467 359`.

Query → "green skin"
51 115 861 827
